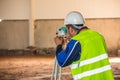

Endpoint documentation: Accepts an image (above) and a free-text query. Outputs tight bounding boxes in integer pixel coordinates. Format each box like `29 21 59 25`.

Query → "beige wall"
0 0 29 20
0 0 120 20
35 0 120 19
0 0 120 56
0 20 29 49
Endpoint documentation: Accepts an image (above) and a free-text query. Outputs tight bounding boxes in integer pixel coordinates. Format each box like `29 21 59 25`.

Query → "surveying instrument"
51 27 67 80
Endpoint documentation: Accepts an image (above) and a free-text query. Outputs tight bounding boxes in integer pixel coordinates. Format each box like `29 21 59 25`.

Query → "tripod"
51 57 62 80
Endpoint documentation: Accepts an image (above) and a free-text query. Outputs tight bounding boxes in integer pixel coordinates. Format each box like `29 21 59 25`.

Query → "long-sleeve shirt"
56 39 81 67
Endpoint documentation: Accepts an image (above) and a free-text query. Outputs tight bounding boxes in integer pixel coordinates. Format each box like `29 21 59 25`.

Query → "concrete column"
29 0 35 46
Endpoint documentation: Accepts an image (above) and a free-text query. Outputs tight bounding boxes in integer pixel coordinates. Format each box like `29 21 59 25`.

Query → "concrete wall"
34 19 120 53
35 19 64 48
0 20 29 49
0 18 120 55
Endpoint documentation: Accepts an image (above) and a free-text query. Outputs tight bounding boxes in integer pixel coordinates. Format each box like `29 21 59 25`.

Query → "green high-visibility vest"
71 29 114 80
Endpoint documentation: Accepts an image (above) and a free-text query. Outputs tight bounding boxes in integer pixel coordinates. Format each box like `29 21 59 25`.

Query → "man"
54 11 114 80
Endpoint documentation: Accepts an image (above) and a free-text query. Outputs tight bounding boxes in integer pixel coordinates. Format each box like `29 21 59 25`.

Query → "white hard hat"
64 11 85 29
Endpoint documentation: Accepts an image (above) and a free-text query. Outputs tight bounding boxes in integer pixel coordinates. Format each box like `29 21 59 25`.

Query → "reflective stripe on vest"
73 65 111 80
70 53 108 69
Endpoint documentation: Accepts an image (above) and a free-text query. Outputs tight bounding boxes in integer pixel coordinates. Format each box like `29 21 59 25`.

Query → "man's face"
66 26 76 39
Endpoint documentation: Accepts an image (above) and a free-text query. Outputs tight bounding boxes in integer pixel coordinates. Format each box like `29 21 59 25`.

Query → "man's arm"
56 40 81 67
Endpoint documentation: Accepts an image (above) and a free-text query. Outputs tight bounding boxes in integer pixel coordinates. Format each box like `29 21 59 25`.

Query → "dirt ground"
0 56 120 80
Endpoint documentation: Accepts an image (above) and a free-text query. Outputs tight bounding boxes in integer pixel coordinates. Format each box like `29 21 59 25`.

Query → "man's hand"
54 37 64 46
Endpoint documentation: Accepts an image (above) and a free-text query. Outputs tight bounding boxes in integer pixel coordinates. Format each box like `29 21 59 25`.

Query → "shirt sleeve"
56 39 81 67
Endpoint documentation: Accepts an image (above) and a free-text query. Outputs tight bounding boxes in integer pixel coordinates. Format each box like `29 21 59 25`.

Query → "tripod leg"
51 57 57 80
55 59 59 80
58 66 62 80
51 57 62 80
